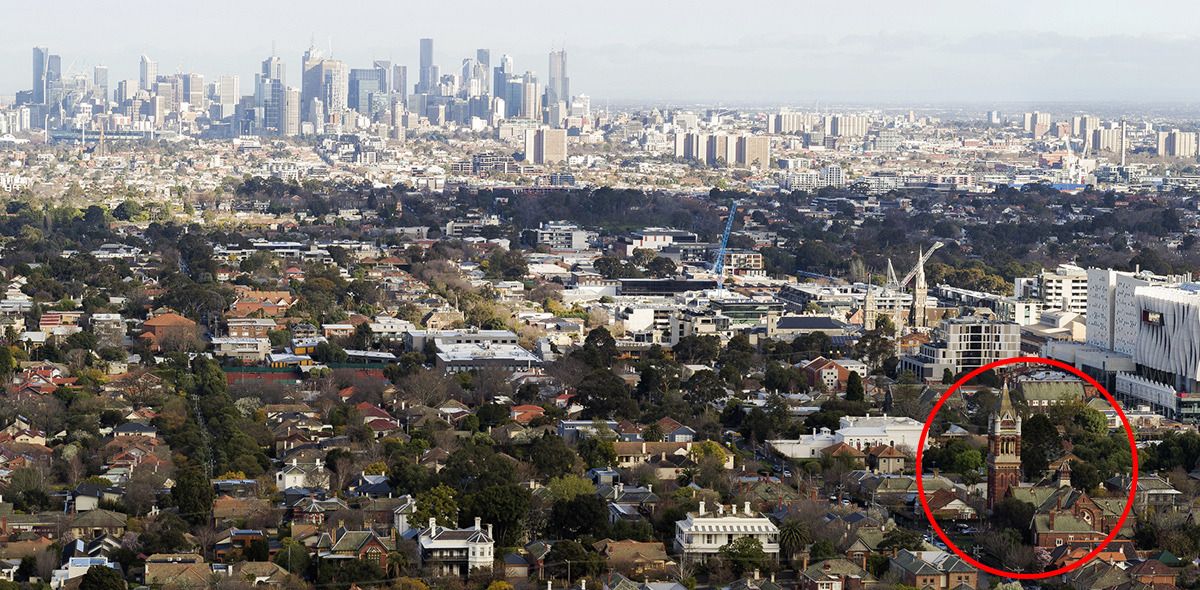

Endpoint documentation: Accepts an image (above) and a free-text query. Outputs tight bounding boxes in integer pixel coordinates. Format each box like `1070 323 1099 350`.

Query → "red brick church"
986 382 1023 510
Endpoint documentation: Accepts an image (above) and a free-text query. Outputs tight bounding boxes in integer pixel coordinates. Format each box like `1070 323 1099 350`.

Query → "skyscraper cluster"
14 39 588 154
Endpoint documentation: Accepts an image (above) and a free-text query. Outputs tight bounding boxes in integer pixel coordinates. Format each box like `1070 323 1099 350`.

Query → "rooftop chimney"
475 516 481 530
698 501 706 515
744 501 751 514
429 517 438 533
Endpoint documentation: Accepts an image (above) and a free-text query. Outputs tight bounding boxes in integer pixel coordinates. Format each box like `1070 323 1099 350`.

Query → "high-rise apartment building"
524 127 567 165
1023 111 1052 137
1014 264 1089 314
830 114 868 138
1091 125 1124 153
1156 129 1199 158
736 135 771 169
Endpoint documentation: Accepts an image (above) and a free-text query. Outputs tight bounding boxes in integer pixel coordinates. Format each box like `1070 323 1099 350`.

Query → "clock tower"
987 381 1023 510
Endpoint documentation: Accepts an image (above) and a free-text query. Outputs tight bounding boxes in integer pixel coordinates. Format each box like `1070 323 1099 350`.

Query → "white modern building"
1046 268 1200 422
529 220 594 251
1015 264 1089 314
767 414 925 459
210 337 272 362
674 502 779 562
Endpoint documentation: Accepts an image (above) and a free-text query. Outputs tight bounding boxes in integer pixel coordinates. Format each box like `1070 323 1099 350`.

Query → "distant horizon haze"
5 0 1200 105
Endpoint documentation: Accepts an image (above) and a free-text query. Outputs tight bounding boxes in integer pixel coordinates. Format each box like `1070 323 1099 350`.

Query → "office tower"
569 94 590 119
139 55 157 91
547 49 569 105
519 72 540 119
181 73 204 109
93 66 109 102
283 87 300 136
262 56 285 85
476 49 491 95
45 54 62 109
301 43 324 121
32 47 49 104
372 60 392 94
390 104 406 142
214 75 240 106
348 68 383 115
736 135 771 169
321 59 348 116
156 77 182 114
257 56 286 133
460 58 487 98
524 127 567 165
392 64 408 95
115 80 135 103
494 54 514 97
418 38 434 93
987 110 1001 126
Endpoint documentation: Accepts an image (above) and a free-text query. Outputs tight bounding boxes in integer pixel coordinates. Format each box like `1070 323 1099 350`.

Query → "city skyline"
5 0 1200 103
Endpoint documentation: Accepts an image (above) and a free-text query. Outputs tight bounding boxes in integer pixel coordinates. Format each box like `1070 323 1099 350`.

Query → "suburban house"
889 550 977 590
417 517 495 577
139 313 198 351
316 527 396 571
674 502 780 563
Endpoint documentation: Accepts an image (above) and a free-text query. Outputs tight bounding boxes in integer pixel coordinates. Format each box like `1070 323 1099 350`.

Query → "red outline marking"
914 356 1138 580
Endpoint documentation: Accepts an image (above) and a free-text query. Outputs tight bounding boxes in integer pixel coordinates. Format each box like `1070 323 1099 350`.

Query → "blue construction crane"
712 200 740 286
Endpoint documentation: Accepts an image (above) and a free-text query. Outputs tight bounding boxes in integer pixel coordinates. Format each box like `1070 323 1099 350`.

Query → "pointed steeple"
998 379 1015 421
1056 459 1072 488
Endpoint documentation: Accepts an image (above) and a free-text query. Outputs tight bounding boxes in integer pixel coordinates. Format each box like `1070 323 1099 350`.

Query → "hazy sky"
6 0 1200 104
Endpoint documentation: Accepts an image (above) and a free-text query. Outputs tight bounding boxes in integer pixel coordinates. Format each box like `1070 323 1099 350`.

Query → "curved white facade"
1134 286 1200 391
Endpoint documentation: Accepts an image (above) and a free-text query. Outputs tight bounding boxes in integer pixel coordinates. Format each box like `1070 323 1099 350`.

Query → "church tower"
987 381 1023 510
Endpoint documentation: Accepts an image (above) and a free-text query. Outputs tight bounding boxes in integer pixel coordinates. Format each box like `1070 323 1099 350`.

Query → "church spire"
999 379 1015 419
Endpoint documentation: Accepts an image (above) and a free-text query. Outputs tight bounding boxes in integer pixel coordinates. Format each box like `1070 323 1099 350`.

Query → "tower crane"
711 200 740 289
885 241 944 350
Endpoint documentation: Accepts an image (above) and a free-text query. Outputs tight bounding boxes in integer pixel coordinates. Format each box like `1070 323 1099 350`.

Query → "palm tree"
778 518 811 567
